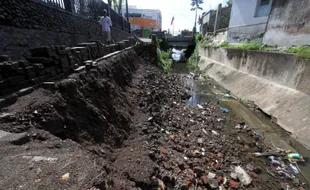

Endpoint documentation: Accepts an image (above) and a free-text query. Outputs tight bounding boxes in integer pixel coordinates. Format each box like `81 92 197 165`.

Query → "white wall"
229 0 269 27
263 0 310 47
227 0 272 43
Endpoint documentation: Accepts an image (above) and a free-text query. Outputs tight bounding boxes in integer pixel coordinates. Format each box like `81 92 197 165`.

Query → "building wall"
123 8 162 31
227 0 272 43
263 0 310 47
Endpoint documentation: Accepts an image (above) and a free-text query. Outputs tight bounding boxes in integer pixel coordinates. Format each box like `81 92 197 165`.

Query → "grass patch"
218 41 269 51
187 45 199 71
201 41 273 52
195 33 202 42
287 46 310 59
158 49 173 73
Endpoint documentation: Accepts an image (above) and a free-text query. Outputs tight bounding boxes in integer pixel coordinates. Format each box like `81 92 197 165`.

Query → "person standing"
99 9 112 44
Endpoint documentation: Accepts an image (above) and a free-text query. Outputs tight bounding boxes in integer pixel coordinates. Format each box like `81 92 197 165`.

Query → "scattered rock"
160 147 168 155
0 130 30 145
61 173 70 181
158 179 165 190
229 180 239 189
207 172 216 179
252 172 258 178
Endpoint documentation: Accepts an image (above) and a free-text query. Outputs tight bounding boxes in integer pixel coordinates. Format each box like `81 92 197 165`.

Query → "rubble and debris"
0 45 307 189
235 166 252 186
220 107 229 113
61 173 70 181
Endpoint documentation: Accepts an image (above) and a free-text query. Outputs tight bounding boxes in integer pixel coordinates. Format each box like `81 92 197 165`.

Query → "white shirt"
99 16 112 32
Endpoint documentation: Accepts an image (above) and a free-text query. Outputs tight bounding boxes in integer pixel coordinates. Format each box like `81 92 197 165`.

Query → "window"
255 0 272 17
260 0 270 6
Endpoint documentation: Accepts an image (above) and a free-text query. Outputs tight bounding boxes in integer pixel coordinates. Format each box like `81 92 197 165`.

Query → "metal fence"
201 4 231 35
32 0 131 33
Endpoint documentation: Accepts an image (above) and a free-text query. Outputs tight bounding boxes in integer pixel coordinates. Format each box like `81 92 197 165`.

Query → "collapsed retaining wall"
0 37 136 101
198 47 310 148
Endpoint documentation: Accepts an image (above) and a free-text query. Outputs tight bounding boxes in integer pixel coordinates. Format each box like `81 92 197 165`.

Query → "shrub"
159 50 173 73
187 46 199 71
287 46 310 59
195 33 203 42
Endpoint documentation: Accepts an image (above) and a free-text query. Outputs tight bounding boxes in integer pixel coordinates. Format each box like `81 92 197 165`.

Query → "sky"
103 0 226 34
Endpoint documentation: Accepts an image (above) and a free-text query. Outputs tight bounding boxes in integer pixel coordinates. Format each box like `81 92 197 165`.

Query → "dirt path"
0 45 305 189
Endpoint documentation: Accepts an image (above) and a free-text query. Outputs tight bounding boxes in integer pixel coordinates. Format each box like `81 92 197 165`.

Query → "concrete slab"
0 130 29 145
0 130 10 139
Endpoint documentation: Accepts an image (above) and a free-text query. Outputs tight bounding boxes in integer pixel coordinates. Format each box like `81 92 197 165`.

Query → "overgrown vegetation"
158 49 173 73
195 33 203 42
187 45 199 71
201 41 272 51
217 41 270 51
287 46 310 59
157 38 169 52
199 35 310 59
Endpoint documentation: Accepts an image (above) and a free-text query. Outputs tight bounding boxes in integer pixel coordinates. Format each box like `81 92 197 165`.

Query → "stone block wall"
0 37 136 97
0 0 131 59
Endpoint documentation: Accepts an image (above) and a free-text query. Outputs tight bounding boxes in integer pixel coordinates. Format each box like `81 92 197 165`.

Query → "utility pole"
126 0 129 21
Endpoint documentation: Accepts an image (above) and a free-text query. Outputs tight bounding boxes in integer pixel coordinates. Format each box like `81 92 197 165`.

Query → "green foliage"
159 38 169 51
217 41 230 48
181 29 191 36
234 41 265 51
226 0 232 7
112 0 123 14
187 46 199 71
159 50 173 73
200 36 209 44
156 39 162 48
287 46 310 59
215 41 271 51
200 43 213 49
191 0 204 11
211 10 217 16
200 41 274 52
195 33 202 42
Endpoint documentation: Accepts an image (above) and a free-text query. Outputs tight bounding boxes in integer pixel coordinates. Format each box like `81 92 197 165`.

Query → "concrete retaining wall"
198 47 310 148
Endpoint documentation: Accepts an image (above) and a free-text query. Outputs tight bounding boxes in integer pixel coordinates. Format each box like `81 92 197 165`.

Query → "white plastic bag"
235 166 252 185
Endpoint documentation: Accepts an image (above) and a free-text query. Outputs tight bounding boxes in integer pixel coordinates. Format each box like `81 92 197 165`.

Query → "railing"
42 0 64 8
31 0 131 33
201 4 231 34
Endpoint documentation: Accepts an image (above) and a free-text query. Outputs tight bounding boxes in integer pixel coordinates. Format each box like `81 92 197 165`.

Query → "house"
227 0 273 43
263 0 310 47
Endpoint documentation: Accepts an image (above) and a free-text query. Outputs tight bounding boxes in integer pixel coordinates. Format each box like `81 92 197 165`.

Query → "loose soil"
0 45 304 189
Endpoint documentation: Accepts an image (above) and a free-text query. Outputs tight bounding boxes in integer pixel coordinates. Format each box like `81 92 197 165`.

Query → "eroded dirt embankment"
0 44 303 190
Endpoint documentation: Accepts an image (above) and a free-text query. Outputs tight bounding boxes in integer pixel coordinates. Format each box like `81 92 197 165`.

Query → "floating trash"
220 107 229 113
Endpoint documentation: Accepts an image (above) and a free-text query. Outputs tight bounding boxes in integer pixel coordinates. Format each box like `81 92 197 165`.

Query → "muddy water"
173 62 310 186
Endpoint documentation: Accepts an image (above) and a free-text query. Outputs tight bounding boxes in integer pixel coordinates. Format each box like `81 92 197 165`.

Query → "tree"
181 29 190 36
125 0 129 21
226 0 232 7
88 0 102 20
108 0 112 7
190 0 204 34
112 0 123 14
